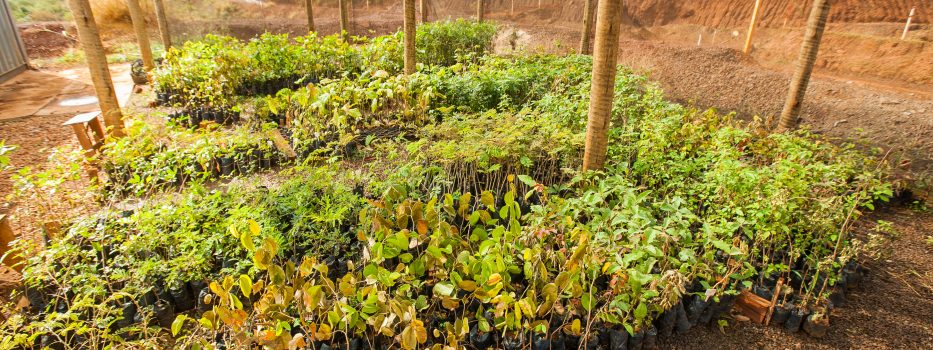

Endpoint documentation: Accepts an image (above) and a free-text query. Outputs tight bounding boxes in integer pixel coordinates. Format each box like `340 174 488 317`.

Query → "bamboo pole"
66 0 125 137
743 0 762 55
305 0 315 32
152 0 171 50
901 7 916 40
125 0 154 70
776 0 830 132
579 0 595 54
404 0 416 75
582 0 623 171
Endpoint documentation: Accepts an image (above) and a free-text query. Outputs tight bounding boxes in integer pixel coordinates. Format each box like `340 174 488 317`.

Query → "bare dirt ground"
4 1 932 348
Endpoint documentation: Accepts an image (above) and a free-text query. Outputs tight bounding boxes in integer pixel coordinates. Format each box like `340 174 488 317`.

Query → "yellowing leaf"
248 220 261 235
486 273 502 286
238 275 252 297
457 280 477 292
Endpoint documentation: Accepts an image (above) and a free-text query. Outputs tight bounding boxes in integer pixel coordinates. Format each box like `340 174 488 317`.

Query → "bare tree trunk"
776 0 830 132
420 0 428 23
339 0 349 39
66 0 125 137
305 0 315 32
476 0 484 22
582 0 623 171
579 0 595 54
404 0 416 74
152 0 171 49
124 0 153 70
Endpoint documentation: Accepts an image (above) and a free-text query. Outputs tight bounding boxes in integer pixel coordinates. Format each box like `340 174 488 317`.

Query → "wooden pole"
66 0 125 137
404 0 416 75
338 0 349 39
124 0 154 70
420 0 428 23
776 0 830 132
582 0 623 171
743 0 762 55
579 0 595 54
305 0 315 32
476 0 484 22
901 7 916 40
152 0 171 50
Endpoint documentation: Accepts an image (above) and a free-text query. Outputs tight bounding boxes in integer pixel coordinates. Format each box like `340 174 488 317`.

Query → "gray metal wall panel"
0 0 27 80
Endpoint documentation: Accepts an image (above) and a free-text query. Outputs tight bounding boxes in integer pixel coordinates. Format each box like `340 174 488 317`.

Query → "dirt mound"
18 22 76 59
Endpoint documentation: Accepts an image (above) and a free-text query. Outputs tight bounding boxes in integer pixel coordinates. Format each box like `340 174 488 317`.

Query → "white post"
902 7 916 40
697 33 702 46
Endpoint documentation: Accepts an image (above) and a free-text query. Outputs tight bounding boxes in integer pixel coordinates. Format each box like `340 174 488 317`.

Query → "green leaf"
172 315 187 336
433 282 455 297
517 175 536 187
634 302 647 321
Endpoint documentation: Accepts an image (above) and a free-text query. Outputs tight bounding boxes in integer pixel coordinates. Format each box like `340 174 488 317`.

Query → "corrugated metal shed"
0 0 28 83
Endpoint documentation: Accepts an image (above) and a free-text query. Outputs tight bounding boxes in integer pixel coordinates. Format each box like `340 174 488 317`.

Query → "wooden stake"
764 278 784 326
338 0 349 39
510 0 514 17
305 0 315 32
125 0 154 70
697 33 703 46
476 0 485 22
66 0 125 137
152 0 172 49
901 7 916 40
420 0 428 23
743 0 762 55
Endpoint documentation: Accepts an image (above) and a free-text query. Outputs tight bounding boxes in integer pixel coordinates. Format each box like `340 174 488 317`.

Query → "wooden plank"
268 129 297 160
62 111 101 126
734 289 771 324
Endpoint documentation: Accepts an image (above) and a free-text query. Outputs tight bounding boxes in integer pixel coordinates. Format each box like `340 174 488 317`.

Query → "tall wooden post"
776 0 830 132
66 0 125 137
581 0 623 171
305 0 315 32
152 0 171 49
510 0 514 16
420 0 428 23
338 0 349 39
743 0 762 55
579 0 595 54
125 0 154 70
404 0 416 75
901 7 916 40
476 0 484 22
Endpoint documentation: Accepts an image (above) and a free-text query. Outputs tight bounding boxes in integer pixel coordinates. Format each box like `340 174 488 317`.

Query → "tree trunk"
124 0 153 70
476 0 484 22
66 0 125 137
579 0 595 54
582 0 623 171
420 0 428 23
404 0 416 75
338 0 349 39
152 0 171 49
305 0 315 32
776 0 830 132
